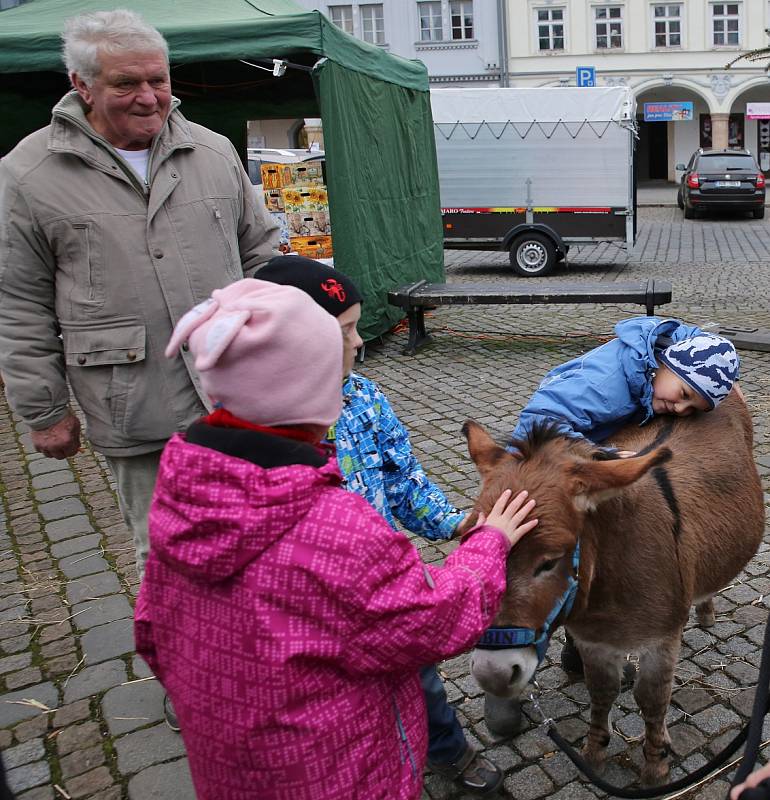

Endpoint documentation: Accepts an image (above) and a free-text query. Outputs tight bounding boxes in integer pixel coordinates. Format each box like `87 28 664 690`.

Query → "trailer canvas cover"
431 86 636 210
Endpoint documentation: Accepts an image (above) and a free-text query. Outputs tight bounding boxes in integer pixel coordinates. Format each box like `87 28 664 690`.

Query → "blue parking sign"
576 66 596 87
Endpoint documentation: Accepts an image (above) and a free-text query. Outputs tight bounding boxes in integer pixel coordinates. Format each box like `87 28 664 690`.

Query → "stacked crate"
261 161 333 259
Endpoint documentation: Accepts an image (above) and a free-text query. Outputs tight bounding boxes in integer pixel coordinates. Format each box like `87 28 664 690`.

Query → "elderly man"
0 10 278 577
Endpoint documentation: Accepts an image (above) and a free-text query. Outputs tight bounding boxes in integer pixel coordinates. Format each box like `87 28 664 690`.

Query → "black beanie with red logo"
254 255 363 319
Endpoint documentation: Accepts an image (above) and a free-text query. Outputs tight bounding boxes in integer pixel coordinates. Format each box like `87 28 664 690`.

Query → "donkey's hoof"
641 759 670 786
580 744 607 775
484 692 522 737
696 600 716 627
697 609 716 627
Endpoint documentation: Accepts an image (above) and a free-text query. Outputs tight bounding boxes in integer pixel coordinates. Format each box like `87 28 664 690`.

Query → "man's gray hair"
62 9 169 84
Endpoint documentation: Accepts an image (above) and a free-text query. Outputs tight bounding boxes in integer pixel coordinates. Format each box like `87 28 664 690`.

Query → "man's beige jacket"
0 92 279 456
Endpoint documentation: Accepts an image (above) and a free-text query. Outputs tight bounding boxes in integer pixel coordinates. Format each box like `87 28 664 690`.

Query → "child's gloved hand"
477 489 538 549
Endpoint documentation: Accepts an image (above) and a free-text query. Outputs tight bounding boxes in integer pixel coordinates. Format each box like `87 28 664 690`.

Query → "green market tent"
0 0 445 340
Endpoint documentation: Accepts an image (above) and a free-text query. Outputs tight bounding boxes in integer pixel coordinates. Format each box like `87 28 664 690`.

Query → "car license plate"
715 180 741 187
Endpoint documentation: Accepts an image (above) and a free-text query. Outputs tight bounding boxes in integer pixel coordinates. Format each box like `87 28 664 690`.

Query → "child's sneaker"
428 745 503 795
163 694 180 732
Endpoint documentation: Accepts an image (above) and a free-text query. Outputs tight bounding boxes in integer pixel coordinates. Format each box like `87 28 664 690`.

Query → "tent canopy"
0 0 444 340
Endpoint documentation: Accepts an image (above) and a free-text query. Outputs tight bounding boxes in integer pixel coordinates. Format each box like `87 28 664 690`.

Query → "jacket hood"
614 316 704 422
149 433 343 583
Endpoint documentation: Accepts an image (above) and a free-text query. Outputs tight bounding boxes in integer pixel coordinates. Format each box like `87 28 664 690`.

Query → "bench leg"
403 308 431 355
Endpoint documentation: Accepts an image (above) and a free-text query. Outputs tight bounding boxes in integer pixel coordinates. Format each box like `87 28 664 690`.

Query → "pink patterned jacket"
135 430 510 800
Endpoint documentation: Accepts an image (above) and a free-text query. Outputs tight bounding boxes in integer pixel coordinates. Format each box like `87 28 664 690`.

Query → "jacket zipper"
55 106 177 200
393 698 417 778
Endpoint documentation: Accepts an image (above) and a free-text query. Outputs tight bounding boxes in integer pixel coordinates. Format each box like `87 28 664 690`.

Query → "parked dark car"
676 148 765 220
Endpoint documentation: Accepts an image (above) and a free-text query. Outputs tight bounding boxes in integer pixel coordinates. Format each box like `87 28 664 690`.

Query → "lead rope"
531 611 770 799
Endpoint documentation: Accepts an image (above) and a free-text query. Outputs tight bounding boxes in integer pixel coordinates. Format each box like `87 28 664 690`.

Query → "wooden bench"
387 278 673 355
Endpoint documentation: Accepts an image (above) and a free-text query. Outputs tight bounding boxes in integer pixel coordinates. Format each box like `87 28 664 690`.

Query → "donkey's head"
462 420 670 698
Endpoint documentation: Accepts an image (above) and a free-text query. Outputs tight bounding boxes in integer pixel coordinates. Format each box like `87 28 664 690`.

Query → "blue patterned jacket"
326 373 464 541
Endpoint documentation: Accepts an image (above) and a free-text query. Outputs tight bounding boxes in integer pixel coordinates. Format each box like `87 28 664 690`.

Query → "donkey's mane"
509 421 581 461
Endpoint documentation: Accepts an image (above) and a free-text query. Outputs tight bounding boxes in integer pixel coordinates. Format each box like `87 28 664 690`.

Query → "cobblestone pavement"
1 208 768 799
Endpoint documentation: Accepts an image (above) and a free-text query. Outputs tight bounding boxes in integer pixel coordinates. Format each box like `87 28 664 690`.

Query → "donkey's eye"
534 558 560 577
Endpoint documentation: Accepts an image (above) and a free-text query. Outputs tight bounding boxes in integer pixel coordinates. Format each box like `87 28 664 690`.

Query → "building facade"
508 1 770 180
293 0 507 85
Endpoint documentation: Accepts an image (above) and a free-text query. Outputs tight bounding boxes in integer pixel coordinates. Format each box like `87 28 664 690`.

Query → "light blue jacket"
326 373 463 540
511 317 703 446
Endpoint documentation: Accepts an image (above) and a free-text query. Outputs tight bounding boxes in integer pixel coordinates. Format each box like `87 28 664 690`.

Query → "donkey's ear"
567 447 672 511
462 420 516 478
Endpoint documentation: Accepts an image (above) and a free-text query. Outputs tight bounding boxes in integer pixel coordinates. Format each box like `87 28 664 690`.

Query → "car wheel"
677 190 684 210
753 206 765 220
684 203 696 220
509 233 557 277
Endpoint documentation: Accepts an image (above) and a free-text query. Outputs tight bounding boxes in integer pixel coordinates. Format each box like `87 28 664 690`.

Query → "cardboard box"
286 210 331 238
289 235 333 259
289 160 324 186
263 189 284 213
270 212 290 245
281 185 329 214
260 163 293 190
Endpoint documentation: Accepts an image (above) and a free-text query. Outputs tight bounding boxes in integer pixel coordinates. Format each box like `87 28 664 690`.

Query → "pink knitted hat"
165 279 343 427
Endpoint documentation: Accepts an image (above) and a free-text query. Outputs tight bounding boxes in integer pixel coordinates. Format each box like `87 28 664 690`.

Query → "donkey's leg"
635 638 680 785
580 644 625 772
695 598 716 627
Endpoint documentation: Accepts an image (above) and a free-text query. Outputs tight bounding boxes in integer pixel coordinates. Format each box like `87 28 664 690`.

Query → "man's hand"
30 412 81 459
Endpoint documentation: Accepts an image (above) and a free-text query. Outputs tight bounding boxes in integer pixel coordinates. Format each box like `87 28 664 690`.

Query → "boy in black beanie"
256 255 504 795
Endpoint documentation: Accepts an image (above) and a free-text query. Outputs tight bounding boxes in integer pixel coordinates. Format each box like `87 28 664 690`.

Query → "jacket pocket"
63 324 146 368
62 323 163 442
392 698 417 779
64 221 105 308
166 198 243 290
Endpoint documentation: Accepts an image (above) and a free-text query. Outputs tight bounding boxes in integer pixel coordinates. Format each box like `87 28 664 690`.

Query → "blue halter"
476 540 581 663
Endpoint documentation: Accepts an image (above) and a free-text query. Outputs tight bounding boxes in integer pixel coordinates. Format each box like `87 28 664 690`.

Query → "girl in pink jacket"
134 279 537 800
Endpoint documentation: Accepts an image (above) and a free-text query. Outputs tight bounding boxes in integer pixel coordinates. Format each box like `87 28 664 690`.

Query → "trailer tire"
509 232 557 277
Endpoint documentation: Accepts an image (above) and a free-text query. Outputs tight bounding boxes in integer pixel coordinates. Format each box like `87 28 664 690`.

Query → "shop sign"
643 102 693 122
746 103 770 119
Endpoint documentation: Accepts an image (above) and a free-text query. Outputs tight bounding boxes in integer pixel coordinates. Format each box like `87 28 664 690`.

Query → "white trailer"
430 86 637 277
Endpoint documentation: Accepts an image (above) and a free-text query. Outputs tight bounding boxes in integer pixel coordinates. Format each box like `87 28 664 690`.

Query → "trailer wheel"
509 233 557 277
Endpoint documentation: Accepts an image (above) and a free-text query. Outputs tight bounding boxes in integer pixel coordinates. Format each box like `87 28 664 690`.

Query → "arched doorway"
635 84 710 183
729 82 770 175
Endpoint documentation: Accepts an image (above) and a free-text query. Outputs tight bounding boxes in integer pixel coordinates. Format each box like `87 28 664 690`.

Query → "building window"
450 0 474 40
595 6 623 49
712 3 740 46
652 4 682 48
536 7 565 51
328 5 354 34
418 1 443 41
360 3 385 45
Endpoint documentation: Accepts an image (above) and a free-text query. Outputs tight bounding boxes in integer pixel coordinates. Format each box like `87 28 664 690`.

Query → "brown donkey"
464 392 764 785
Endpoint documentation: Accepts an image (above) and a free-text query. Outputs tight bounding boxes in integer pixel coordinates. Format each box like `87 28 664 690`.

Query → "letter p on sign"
576 66 596 87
